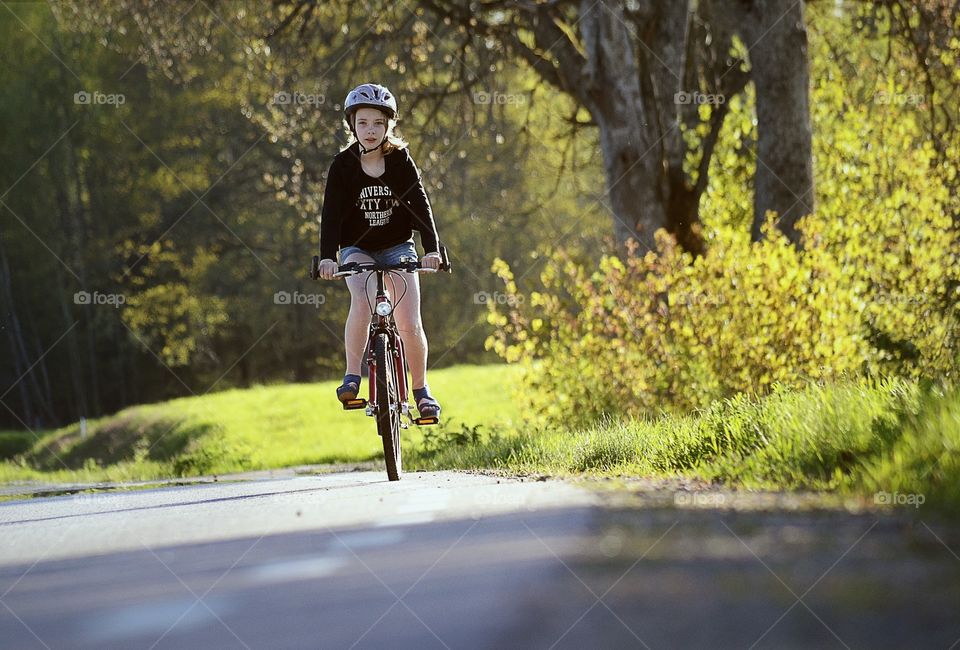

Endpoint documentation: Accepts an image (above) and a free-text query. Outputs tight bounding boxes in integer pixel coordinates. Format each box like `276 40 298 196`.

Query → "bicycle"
309 247 452 481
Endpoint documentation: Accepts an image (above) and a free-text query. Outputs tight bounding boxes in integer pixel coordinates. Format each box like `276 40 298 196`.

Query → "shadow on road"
1 500 958 649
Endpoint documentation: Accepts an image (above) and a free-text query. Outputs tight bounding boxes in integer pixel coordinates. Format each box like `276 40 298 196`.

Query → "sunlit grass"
408 377 960 510
0 364 521 484
5 367 956 512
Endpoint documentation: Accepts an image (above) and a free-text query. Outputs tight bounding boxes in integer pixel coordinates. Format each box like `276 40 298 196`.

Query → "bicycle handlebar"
333 260 431 277
310 245 452 280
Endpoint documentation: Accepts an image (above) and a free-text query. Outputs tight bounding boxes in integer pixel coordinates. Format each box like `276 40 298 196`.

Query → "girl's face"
354 107 388 148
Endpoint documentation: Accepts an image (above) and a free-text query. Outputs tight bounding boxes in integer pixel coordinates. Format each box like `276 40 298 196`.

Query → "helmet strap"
359 137 387 155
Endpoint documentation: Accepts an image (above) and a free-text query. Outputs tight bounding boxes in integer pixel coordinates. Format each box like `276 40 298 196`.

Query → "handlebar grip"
439 245 452 273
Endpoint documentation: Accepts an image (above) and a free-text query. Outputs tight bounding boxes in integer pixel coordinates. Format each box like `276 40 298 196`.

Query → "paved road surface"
1 470 958 649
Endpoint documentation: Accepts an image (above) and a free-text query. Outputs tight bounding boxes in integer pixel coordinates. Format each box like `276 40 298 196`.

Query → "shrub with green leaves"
486 9 960 427
487 210 958 427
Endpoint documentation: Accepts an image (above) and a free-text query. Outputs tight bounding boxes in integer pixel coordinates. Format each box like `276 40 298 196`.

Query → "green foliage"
1 363 520 483
0 432 36 460
417 420 502 459
1 3 605 430
485 3 960 428
856 385 960 511
488 208 958 427
698 379 921 489
408 376 960 511
172 432 255 476
123 282 229 368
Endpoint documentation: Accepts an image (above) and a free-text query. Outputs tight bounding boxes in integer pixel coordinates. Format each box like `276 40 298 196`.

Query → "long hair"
343 110 408 154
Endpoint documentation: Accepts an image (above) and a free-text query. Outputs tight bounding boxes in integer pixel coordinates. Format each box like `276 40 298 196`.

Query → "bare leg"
343 253 376 376
388 271 428 389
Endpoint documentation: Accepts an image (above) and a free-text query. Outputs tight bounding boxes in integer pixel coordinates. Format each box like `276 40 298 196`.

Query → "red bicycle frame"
367 326 408 408
366 280 409 410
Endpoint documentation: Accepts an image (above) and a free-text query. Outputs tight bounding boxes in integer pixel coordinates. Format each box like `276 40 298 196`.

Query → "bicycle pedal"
414 416 439 426
341 398 367 410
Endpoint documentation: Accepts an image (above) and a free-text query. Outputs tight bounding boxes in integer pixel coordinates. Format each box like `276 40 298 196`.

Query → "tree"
2 1 603 427
408 0 816 250
719 0 815 244
63 0 817 254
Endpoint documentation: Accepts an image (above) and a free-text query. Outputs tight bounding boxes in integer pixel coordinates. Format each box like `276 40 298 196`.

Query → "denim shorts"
338 240 417 266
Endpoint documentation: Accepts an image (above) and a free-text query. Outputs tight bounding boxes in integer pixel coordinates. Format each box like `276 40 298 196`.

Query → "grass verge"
4 365 957 512
407 377 960 511
0 364 521 485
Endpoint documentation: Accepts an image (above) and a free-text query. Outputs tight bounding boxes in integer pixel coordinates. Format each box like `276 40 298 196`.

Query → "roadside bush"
486 16 960 427
487 199 958 427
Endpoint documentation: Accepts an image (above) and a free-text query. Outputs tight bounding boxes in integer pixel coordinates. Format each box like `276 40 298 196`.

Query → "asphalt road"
1 470 959 649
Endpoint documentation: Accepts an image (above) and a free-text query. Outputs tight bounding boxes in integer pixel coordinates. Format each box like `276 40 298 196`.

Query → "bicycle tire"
375 332 402 481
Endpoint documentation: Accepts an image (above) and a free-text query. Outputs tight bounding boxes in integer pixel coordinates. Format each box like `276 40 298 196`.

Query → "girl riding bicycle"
317 82 442 420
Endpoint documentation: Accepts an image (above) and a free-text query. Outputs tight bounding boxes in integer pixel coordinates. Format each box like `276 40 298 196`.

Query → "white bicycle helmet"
344 83 397 121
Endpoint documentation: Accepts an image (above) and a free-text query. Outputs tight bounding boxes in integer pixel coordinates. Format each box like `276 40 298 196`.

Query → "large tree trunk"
579 1 669 253
740 0 816 244
421 0 813 251
520 0 702 254
634 1 705 255
514 0 815 253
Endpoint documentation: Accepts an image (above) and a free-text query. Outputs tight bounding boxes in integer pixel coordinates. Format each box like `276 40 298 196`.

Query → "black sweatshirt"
319 142 439 261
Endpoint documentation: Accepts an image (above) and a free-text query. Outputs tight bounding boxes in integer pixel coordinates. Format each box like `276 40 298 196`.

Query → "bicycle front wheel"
375 332 402 481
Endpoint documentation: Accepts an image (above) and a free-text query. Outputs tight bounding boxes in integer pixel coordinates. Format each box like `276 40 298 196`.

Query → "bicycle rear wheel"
374 332 402 481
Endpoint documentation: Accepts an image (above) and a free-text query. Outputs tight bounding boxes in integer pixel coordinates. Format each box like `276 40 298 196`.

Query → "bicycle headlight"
376 301 393 316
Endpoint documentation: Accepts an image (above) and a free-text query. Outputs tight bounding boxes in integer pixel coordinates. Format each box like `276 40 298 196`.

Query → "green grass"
407 377 960 511
5 364 958 512
0 364 521 484
0 430 38 460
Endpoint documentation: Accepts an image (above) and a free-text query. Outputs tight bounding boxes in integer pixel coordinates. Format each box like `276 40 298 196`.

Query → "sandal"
416 394 441 419
336 375 361 403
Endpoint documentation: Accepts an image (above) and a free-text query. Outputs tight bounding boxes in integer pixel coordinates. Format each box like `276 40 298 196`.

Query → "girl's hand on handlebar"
318 258 338 280
421 252 441 271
